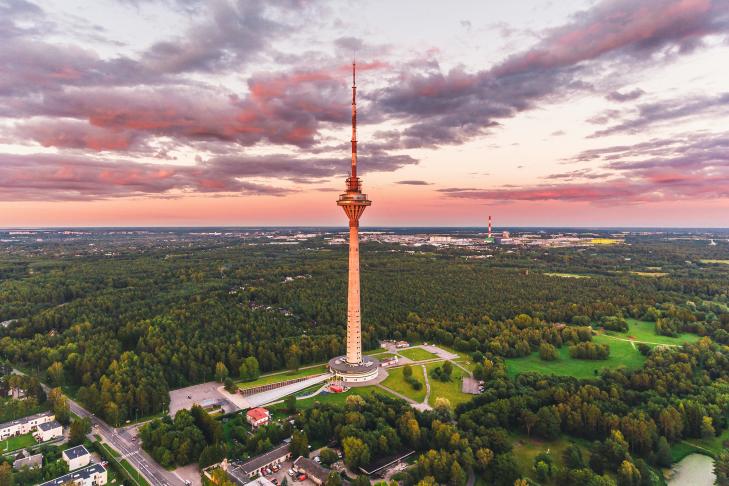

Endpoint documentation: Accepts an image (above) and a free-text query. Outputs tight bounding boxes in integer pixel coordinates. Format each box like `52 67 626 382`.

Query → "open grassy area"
1 433 36 453
398 347 438 361
426 362 471 408
237 364 328 390
544 272 591 278
673 428 729 461
630 271 669 277
381 365 427 403
272 386 394 411
511 434 590 483
506 336 645 379
608 318 701 345
701 259 729 265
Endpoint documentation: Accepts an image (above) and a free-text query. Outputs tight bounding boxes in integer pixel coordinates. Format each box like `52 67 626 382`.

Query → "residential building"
0 411 54 440
34 420 63 442
39 463 107 486
12 449 43 470
226 443 291 482
245 407 270 428
63 445 91 470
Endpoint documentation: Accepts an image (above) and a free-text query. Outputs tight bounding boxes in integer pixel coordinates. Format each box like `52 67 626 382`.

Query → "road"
14 368 183 486
68 397 183 486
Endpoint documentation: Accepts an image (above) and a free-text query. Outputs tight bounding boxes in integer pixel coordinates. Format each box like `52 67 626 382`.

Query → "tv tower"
329 62 380 383
485 214 495 243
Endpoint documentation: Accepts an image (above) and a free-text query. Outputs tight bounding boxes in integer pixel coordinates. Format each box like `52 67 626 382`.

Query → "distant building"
0 411 55 440
358 450 415 477
39 463 107 486
246 407 271 428
243 478 275 486
63 445 91 471
12 449 43 470
35 420 63 442
226 443 291 482
380 356 399 367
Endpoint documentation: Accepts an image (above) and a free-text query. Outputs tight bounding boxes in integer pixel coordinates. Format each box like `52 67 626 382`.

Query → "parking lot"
228 458 320 486
462 376 483 394
169 382 239 416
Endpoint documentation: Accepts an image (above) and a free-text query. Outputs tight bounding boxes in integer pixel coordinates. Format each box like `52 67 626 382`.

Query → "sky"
1 0 728 228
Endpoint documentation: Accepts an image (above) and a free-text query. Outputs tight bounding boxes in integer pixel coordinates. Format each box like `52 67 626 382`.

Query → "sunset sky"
1 0 728 227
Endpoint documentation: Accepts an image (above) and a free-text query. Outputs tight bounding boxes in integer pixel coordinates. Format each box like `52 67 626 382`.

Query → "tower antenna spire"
351 59 357 179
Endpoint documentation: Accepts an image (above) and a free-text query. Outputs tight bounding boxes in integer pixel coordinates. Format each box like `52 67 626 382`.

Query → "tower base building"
328 355 380 383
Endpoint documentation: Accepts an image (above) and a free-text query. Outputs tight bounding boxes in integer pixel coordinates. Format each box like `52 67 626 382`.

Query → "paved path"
244 373 332 408
598 333 680 347
421 365 431 407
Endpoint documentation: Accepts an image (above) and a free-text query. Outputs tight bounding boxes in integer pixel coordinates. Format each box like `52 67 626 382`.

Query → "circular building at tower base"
328 355 381 384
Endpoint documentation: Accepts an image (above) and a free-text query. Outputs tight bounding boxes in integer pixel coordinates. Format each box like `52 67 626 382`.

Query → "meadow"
398 347 439 361
381 365 427 403
425 362 471 407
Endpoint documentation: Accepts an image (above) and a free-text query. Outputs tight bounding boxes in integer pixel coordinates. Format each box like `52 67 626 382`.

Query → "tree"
69 417 91 446
199 444 226 468
290 430 309 458
324 472 343 486
47 387 70 425
215 362 229 383
534 407 561 440
617 460 641 486
47 361 64 386
563 442 584 469
701 415 715 439
520 410 538 437
403 364 413 378
239 357 260 382
223 377 236 393
285 394 297 413
319 448 339 466
539 343 558 361
0 463 13 486
449 461 467 486
715 450 729 486
655 436 672 468
343 436 370 469
210 468 236 486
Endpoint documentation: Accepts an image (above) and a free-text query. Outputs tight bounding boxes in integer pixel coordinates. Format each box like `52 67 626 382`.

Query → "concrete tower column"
346 222 362 364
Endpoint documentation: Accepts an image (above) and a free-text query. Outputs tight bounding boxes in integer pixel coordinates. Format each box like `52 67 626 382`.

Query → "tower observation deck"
328 62 380 383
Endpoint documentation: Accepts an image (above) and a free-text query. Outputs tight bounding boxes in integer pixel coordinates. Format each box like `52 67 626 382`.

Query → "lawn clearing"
606 318 701 346
426 362 471 408
398 347 438 361
511 434 590 482
544 272 591 278
701 259 729 265
506 336 645 379
381 365 426 403
630 271 669 277
272 386 394 410
1 433 36 452
237 364 328 390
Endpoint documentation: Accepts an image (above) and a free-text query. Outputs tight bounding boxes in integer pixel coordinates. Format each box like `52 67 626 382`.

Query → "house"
39 463 107 486
292 456 334 485
380 356 399 367
395 341 409 349
245 407 271 428
12 449 43 470
63 445 91 470
34 420 63 442
242 478 275 486
226 443 291 482
0 411 54 440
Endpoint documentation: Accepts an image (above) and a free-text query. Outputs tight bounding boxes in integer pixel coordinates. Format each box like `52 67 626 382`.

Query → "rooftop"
246 407 270 421
0 410 53 430
232 443 290 476
63 445 90 460
38 420 62 431
38 463 106 486
293 456 331 482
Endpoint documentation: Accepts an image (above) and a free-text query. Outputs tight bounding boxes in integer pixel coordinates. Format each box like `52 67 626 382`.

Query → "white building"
39 463 107 486
63 445 91 470
0 411 54 440
34 420 63 442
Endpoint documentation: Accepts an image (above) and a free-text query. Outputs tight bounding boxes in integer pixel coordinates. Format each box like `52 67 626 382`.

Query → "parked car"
314 456 321 463
288 469 295 476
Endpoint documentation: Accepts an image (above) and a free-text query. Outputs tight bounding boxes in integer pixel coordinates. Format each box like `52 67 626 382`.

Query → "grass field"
544 272 591 278
630 271 669 277
701 259 729 265
506 336 645 379
237 364 328 390
273 386 394 410
381 365 427 403
398 347 438 361
673 429 729 461
426 362 471 408
1 433 35 452
611 318 701 345
511 434 590 482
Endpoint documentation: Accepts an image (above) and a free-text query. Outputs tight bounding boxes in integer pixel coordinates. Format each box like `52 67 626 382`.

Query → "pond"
668 453 715 486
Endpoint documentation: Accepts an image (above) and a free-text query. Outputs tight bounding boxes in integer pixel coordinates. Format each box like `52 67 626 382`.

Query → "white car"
314 456 321 463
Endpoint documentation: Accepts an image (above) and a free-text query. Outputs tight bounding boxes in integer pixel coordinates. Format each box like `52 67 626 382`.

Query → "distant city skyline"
1 0 728 227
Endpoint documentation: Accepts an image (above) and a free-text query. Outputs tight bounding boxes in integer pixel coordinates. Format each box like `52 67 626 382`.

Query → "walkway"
243 373 333 408
422 364 431 406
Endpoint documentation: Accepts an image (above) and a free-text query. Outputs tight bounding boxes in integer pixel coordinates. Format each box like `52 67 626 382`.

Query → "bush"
539 343 558 361
569 342 610 360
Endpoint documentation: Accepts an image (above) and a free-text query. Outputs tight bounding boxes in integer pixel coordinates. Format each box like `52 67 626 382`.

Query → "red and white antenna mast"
488 215 492 239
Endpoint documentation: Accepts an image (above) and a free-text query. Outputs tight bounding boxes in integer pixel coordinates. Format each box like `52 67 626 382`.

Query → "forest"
0 231 728 483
